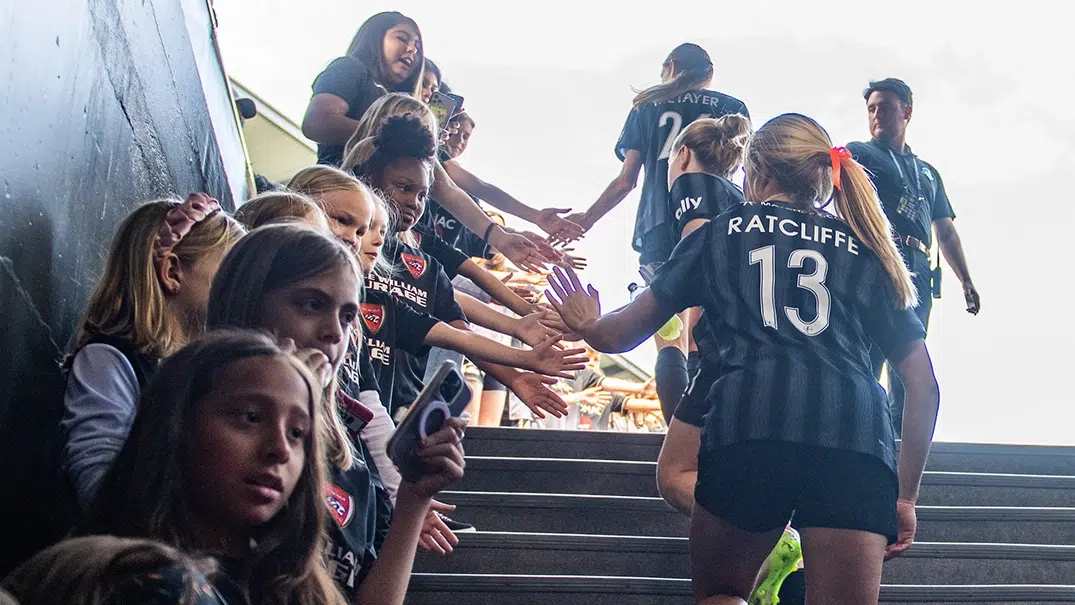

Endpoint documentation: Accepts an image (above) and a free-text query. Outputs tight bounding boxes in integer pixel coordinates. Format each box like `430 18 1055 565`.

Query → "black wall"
0 0 245 570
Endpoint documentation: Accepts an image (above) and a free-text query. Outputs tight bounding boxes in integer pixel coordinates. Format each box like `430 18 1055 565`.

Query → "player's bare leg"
800 527 885 605
691 503 785 605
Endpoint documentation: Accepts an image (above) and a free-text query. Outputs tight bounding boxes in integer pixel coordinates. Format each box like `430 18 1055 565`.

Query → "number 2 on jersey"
657 111 683 160
748 246 831 336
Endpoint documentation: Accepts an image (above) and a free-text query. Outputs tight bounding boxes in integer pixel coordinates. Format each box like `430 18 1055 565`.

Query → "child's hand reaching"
514 311 561 348
546 266 602 335
525 334 588 378
508 372 569 419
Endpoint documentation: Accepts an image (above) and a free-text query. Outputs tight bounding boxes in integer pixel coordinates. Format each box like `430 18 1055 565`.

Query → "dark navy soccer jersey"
670 172 745 235
412 226 468 279
847 140 954 248
367 237 466 412
359 289 439 409
649 202 925 472
615 89 749 253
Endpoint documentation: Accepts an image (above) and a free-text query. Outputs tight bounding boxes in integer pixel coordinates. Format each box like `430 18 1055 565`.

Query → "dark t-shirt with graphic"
359 289 439 412
616 89 749 254
366 237 466 414
670 172 744 235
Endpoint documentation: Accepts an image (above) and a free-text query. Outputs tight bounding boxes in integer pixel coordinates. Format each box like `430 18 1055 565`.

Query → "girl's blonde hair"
670 114 752 178
633 43 714 108
2 536 216 605
233 191 329 232
287 165 396 276
340 92 438 170
744 113 917 308
75 199 244 358
207 224 362 471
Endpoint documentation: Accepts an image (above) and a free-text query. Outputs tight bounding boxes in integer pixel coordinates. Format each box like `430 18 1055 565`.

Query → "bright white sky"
215 0 1075 445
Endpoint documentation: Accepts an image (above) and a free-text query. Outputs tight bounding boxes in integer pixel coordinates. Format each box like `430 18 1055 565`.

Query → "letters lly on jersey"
325 483 355 528
359 303 385 334
400 252 427 279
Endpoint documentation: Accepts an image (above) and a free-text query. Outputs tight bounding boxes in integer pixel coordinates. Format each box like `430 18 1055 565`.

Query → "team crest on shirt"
359 303 385 334
325 483 355 528
400 252 427 279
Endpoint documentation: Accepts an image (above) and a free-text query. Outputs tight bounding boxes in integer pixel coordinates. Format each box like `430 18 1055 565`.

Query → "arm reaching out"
571 150 643 232
425 323 587 378
546 266 672 353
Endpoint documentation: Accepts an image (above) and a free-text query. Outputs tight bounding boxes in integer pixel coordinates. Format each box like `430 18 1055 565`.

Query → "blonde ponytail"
671 114 752 178
744 113 917 309
833 159 918 308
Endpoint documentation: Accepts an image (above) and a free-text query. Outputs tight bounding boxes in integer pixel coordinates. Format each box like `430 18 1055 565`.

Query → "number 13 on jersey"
749 246 831 336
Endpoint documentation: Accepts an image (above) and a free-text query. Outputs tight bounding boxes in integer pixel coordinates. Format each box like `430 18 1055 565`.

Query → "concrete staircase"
409 428 1075 604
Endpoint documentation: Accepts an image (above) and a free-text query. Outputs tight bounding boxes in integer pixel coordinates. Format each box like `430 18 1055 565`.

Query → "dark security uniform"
650 201 924 539
848 140 954 433
666 172 744 426
615 90 749 266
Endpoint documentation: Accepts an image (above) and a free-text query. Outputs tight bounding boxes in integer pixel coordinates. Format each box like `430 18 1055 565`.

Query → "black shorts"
673 361 717 427
638 224 677 267
695 440 898 543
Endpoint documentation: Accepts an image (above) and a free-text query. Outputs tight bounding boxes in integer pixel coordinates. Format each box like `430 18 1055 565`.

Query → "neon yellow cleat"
749 526 803 605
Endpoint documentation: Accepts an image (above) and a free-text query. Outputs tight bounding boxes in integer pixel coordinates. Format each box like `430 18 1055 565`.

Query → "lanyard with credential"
887 148 923 199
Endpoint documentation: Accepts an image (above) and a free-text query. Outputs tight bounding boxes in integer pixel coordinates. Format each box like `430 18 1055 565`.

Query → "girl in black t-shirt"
303 12 426 167
350 114 575 422
206 225 468 598
548 114 939 605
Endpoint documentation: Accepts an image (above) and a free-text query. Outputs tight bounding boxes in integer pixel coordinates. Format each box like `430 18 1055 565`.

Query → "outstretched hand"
509 372 569 419
534 207 586 244
536 305 584 342
527 334 588 378
418 499 460 555
515 311 561 348
545 266 602 335
490 229 554 273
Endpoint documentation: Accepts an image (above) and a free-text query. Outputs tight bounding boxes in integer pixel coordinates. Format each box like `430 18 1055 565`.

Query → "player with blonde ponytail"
547 113 941 605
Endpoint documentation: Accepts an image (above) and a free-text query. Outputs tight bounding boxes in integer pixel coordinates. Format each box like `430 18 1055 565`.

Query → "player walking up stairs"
409 427 1075 604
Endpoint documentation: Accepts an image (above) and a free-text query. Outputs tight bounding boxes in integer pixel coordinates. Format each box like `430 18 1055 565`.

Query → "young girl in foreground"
62 194 244 509
548 113 940 605
83 329 465 605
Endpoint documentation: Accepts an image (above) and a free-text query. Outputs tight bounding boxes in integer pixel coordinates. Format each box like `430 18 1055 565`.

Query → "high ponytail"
744 113 917 309
670 113 752 178
632 43 714 108
833 156 917 309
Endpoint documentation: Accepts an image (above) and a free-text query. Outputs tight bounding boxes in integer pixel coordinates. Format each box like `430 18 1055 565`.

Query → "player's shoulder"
704 89 747 110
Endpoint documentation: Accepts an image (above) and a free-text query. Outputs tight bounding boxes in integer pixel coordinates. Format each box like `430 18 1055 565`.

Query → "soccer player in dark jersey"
569 43 749 417
847 78 979 436
549 114 940 605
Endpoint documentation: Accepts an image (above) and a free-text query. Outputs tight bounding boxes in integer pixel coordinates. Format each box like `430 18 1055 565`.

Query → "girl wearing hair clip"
62 193 245 510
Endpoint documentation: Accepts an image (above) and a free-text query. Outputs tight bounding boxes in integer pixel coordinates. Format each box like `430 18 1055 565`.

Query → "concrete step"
441 491 1075 544
456 456 1075 506
415 532 1075 585
463 428 1075 475
406 574 1075 604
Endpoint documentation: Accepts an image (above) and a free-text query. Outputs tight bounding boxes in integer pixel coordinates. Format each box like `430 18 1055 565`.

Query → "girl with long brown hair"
548 113 940 605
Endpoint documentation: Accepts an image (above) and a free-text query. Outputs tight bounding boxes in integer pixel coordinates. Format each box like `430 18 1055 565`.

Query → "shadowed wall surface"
0 0 247 571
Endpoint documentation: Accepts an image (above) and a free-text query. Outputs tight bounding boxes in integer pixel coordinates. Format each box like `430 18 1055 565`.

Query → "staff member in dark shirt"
302 12 425 166
848 78 979 435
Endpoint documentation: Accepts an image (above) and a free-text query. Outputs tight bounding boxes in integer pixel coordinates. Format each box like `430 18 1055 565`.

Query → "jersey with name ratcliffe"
368 237 466 412
616 89 749 252
649 202 925 472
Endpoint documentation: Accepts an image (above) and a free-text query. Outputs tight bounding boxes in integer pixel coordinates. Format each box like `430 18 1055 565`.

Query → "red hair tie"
830 147 852 190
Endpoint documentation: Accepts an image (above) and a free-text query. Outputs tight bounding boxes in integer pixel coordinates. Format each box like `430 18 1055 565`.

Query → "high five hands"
545 266 602 336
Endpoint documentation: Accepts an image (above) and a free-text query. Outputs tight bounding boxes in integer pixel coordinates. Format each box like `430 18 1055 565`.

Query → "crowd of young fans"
2 8 969 605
